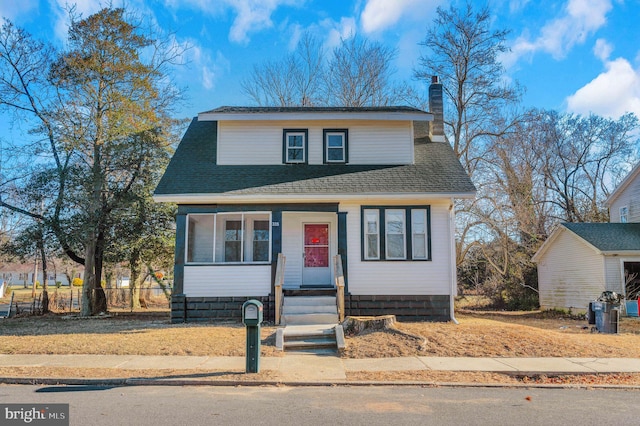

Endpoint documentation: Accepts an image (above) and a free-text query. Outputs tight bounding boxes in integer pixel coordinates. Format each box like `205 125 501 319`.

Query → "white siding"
537 229 606 311
281 212 338 288
341 200 453 296
604 256 624 294
609 175 640 223
217 120 413 165
183 265 271 297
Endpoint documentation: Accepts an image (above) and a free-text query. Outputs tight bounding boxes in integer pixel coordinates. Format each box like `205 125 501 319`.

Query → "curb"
2 377 640 390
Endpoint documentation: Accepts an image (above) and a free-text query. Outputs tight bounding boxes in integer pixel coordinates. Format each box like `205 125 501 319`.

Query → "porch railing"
274 253 286 325
333 254 345 322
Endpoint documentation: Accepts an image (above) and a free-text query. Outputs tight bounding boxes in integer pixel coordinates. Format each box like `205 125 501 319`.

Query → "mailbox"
242 299 263 326
242 299 263 373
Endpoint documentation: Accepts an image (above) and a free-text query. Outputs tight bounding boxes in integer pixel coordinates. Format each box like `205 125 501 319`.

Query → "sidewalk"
1 354 640 385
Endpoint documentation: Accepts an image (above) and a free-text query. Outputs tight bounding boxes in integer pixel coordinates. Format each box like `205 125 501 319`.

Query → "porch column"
270 210 282 292
337 211 348 293
173 212 186 295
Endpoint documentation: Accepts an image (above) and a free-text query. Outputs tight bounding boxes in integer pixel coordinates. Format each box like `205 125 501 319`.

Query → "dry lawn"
1 310 640 359
2 310 640 385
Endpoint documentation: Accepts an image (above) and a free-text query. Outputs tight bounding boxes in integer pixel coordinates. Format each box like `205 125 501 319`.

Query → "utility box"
591 301 619 334
242 300 263 373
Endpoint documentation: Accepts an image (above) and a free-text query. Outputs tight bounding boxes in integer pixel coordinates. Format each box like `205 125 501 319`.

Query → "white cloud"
0 0 39 21
505 0 613 66
508 0 531 13
49 0 143 44
593 38 612 61
321 17 357 50
187 43 230 91
165 0 301 45
360 0 422 33
566 57 640 119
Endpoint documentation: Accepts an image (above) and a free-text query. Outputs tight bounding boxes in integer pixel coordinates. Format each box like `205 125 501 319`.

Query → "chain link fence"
6 286 171 316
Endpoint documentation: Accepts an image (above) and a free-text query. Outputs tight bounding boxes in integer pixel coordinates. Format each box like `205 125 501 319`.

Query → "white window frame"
285 131 306 164
385 209 407 260
251 219 271 262
223 218 243 262
186 213 215 263
411 209 428 260
363 209 380 260
620 206 629 223
324 130 347 163
185 212 272 264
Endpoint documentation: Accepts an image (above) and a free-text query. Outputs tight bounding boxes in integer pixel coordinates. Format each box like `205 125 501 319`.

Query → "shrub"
72 277 83 287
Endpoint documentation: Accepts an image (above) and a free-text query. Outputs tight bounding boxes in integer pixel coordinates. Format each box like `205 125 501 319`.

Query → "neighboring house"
607 161 640 223
533 162 640 312
0 262 77 287
154 77 475 323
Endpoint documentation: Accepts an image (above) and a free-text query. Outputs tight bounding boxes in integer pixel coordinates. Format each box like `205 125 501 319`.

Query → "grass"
2 308 640 385
1 310 640 358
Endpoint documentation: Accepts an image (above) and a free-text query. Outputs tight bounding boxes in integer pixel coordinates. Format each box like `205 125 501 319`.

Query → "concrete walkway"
1 354 639 384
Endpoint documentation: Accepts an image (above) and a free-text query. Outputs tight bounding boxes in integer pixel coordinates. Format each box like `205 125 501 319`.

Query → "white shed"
532 223 640 312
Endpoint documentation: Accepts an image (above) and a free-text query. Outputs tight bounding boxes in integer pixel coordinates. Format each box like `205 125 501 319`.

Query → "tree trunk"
92 229 107 314
81 232 96 316
40 240 49 314
129 249 141 311
105 268 115 307
341 315 397 336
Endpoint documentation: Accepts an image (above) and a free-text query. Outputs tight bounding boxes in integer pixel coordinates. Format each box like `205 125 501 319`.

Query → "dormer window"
620 206 629 223
283 129 308 164
324 129 348 163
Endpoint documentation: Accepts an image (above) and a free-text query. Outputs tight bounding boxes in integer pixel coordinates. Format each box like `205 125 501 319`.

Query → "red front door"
302 223 331 286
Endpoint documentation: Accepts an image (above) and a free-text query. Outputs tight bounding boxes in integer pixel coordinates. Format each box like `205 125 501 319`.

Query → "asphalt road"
1 384 638 425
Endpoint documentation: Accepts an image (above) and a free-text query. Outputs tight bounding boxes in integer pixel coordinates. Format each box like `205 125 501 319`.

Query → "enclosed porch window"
186 212 272 264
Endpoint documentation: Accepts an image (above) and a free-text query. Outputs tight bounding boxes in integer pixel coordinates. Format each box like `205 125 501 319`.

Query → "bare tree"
414 1 521 176
535 111 638 223
324 35 397 106
242 32 324 106
242 33 398 107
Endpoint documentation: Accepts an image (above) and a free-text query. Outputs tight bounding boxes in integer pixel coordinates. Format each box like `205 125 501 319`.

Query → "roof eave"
600 250 640 256
198 111 434 122
153 191 476 204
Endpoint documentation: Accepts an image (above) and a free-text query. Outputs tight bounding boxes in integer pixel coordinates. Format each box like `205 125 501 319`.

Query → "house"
0 261 80 287
154 77 475 323
533 162 640 312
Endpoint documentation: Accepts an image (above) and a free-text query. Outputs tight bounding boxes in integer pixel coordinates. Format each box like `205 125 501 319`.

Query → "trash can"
591 301 619 334
587 302 596 325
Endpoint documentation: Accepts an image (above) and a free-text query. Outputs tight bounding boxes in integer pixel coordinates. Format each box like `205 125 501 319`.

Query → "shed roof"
562 222 640 252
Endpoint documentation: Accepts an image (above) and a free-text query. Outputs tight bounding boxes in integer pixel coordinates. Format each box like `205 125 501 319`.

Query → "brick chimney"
429 76 445 143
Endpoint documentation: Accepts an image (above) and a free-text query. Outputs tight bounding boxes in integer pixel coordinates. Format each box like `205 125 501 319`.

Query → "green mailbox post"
242 299 263 373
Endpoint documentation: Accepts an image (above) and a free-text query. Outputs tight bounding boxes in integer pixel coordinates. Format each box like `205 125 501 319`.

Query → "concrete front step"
282 313 339 325
283 304 338 315
276 325 345 351
284 337 338 349
283 296 337 306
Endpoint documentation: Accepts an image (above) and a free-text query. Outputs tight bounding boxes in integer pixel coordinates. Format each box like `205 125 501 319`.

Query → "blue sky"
1 0 640 123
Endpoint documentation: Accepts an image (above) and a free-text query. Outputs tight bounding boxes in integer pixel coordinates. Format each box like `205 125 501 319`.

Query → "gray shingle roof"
154 118 476 197
201 106 428 114
563 222 640 251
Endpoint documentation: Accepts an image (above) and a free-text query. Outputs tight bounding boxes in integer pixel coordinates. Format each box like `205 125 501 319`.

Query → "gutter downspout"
449 198 459 324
